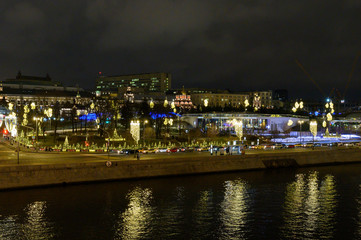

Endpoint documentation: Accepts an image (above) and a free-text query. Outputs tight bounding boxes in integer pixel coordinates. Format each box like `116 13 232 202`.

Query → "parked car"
147 148 156 153
170 148 179 153
288 144 295 148
156 148 170 153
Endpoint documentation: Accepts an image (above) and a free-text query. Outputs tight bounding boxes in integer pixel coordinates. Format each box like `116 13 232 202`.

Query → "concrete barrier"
1 148 361 190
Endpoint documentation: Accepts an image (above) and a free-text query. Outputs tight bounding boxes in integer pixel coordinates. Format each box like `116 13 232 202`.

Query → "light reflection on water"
281 172 337 239
219 179 251 240
114 186 154 240
0 201 55 240
1 164 361 239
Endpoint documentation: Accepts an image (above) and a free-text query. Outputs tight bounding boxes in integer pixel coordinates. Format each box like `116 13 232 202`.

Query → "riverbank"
1 147 361 190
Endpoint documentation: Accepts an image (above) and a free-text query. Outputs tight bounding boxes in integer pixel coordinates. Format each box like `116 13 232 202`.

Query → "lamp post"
143 120 148 146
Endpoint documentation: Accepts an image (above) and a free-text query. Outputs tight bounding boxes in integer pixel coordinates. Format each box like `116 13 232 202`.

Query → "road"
0 142 334 166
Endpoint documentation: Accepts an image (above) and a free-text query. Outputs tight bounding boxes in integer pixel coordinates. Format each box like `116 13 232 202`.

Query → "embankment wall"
1 148 361 190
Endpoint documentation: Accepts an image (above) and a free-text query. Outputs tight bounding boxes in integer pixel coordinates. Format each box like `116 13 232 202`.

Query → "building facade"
189 90 273 109
96 72 171 96
0 72 92 107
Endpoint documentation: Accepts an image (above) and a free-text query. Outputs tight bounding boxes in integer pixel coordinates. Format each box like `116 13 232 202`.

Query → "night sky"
1 0 361 100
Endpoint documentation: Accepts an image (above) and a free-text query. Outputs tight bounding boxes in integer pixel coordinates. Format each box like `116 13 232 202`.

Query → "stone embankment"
1 147 361 190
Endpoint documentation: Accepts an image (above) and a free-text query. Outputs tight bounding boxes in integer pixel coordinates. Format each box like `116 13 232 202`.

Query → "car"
170 148 179 153
200 147 209 152
305 143 314 148
274 143 285 149
186 147 195 152
122 149 136 154
288 145 295 148
194 146 202 151
156 148 170 153
179 147 186 152
147 148 156 153
295 143 303 148
137 148 148 154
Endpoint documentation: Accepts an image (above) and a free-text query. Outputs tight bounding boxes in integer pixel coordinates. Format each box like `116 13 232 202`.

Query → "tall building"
96 72 171 96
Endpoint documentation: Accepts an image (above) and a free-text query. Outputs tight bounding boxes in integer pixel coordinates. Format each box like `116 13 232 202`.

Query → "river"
0 163 361 239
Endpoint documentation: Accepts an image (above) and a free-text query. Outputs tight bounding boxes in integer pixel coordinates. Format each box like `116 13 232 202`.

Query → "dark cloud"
0 0 361 100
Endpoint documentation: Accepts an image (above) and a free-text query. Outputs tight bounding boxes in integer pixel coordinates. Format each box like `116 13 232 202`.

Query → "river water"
1 164 361 239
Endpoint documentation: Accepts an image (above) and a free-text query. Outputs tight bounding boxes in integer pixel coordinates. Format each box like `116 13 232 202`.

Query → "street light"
33 117 42 142
143 120 148 145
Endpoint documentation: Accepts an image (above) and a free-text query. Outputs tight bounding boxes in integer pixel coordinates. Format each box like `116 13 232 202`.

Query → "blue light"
79 113 97 121
314 111 319 116
326 98 330 102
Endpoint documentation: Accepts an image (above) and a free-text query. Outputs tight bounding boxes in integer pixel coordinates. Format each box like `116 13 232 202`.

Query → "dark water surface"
1 164 361 239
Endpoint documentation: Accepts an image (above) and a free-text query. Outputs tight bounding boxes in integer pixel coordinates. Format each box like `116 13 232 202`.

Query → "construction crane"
295 59 326 97
296 54 360 103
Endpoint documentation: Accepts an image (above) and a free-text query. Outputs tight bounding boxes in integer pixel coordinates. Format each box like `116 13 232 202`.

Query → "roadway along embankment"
1 147 361 190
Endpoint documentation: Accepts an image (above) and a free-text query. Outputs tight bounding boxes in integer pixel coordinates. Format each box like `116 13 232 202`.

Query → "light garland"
231 119 243 141
287 119 293 126
309 120 317 137
130 120 140 144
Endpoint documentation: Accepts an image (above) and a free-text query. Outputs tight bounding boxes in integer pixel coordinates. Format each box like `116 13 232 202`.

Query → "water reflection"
154 187 185 238
219 179 251 240
114 186 154 240
0 201 55 240
191 190 214 238
22 201 55 240
0 215 21 240
281 172 337 239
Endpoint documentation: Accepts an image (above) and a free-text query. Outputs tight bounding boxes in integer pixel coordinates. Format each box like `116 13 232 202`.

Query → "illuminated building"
173 88 273 109
0 72 92 107
173 88 193 110
96 72 171 96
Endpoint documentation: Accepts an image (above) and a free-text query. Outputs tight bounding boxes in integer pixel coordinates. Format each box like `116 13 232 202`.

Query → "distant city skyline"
1 0 360 100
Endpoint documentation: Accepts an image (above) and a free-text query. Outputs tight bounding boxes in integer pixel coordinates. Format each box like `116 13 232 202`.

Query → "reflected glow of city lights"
114 187 153 240
220 180 250 239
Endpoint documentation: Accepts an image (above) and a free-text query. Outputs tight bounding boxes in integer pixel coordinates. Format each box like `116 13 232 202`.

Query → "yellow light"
149 100 154 109
90 102 95 110
8 102 13 111
31 102 36 110
326 113 332 121
164 99 168 107
144 120 148 124
171 101 175 109
310 120 317 137
287 119 293 126
244 99 249 107
299 101 304 109
322 120 327 128
295 102 299 109
292 107 297 113
204 99 209 107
